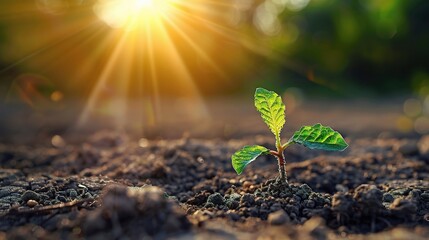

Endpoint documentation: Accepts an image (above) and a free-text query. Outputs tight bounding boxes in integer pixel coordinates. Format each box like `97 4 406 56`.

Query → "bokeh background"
1 0 429 140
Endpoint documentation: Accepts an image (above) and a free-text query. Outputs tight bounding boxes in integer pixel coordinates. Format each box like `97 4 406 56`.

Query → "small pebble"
27 200 38 208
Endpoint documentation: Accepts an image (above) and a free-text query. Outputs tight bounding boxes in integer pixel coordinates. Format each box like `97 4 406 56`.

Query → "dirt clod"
206 193 225 206
83 184 190 238
21 190 40 202
240 193 255 207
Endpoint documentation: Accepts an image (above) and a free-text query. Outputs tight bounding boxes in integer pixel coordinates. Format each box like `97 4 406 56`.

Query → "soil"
0 99 429 239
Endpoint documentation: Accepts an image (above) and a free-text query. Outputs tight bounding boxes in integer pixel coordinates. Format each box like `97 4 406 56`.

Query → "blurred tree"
243 0 429 96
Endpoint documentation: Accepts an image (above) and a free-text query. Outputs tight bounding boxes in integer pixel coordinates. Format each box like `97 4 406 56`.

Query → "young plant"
232 88 348 184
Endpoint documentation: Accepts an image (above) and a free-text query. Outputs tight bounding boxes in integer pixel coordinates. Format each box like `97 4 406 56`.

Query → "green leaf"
232 145 269 175
254 88 285 143
290 123 348 151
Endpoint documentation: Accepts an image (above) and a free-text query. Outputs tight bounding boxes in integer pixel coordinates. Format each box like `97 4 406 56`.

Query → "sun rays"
0 0 311 133
77 0 218 131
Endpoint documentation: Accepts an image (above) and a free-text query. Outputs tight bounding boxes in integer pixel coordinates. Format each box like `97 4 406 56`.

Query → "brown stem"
276 151 288 184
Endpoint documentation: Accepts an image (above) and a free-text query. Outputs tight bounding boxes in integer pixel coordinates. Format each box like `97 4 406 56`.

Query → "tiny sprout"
231 88 348 184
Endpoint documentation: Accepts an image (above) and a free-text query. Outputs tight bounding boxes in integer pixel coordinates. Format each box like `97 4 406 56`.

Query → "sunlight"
135 0 154 9
94 0 173 29
2 0 255 133
83 0 215 131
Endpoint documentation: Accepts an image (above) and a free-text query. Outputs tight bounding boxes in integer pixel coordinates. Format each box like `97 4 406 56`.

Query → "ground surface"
0 99 429 239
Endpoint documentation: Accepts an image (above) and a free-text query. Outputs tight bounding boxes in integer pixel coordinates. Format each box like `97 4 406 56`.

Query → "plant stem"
276 151 288 184
272 143 288 184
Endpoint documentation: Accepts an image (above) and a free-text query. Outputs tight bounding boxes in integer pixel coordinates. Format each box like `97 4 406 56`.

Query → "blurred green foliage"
248 0 429 96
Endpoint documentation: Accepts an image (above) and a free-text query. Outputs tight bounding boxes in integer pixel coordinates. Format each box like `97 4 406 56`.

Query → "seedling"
232 88 348 184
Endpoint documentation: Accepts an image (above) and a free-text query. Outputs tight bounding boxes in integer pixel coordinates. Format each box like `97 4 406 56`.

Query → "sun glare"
94 0 173 29
135 0 154 9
